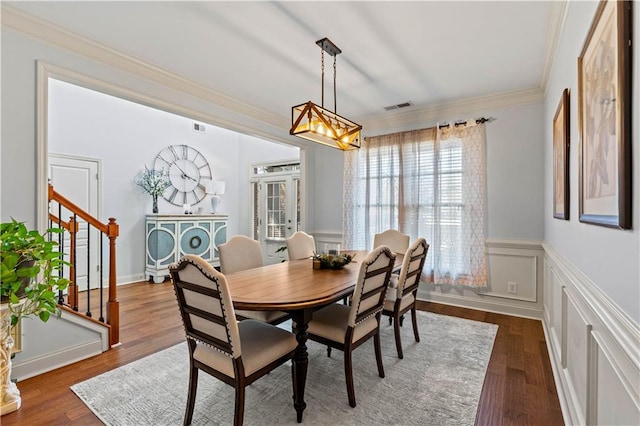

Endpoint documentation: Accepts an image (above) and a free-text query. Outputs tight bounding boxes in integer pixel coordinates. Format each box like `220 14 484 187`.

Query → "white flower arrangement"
135 166 170 197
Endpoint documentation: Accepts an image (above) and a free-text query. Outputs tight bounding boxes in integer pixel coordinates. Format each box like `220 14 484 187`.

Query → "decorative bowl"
312 252 355 270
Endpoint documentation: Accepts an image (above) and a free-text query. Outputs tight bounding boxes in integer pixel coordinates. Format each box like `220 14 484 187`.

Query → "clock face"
153 144 212 206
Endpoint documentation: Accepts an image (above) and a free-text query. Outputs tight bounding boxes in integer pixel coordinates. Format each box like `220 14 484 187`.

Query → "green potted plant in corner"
0 219 69 415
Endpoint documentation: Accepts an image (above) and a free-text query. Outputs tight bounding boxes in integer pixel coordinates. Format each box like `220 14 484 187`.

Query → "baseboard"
12 339 103 381
99 273 147 287
541 315 574 424
417 289 543 320
11 310 109 381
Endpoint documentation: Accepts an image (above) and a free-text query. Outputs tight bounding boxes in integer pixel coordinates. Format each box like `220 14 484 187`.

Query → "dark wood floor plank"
1 285 563 425
475 371 505 425
504 367 529 424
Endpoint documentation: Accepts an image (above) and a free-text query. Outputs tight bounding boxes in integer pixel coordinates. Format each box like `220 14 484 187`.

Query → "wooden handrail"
48 213 78 232
48 183 120 347
48 184 118 238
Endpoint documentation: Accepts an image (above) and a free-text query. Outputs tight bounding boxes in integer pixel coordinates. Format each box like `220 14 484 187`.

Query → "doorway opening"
251 161 301 264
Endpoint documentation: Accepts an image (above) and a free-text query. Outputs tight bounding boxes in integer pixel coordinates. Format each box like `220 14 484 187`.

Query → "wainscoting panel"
594 333 639 425
545 261 564 370
542 243 640 426
418 239 544 319
562 288 592 425
482 252 537 302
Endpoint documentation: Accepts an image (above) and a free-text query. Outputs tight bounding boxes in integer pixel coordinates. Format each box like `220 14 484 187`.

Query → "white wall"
544 1 639 323
48 78 298 283
542 3 639 424
485 103 545 239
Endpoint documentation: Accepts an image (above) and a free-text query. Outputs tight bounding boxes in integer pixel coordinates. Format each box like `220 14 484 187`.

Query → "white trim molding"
2 5 284 131
362 88 544 134
418 239 545 319
11 310 107 381
540 1 570 94
4 4 548 143
542 242 640 426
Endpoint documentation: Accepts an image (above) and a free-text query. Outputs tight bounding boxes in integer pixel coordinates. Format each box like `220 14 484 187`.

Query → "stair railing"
47 183 120 346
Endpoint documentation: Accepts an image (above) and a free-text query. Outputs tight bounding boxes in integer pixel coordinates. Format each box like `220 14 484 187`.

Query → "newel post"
106 218 120 346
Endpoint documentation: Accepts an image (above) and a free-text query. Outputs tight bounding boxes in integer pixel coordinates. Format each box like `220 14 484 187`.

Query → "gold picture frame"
578 0 633 229
553 89 570 220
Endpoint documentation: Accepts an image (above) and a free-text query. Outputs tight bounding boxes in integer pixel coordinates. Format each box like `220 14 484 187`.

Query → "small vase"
152 196 159 214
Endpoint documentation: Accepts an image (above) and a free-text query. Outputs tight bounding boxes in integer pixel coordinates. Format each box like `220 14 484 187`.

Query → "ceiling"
6 1 560 129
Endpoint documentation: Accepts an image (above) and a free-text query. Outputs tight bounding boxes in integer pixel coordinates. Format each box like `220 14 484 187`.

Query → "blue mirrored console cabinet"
145 214 228 283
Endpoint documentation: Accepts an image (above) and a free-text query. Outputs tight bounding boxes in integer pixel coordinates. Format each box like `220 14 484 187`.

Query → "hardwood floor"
2 281 564 425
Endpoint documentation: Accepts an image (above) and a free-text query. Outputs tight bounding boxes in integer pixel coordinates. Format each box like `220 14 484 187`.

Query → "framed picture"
553 89 570 220
578 0 632 229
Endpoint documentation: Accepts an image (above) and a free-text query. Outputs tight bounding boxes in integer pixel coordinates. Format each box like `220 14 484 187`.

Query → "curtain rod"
437 117 493 129
364 117 495 141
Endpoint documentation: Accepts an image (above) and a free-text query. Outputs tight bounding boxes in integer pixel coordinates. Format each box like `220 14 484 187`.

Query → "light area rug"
71 311 497 425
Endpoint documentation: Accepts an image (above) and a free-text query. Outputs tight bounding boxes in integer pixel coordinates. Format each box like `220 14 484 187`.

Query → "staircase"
47 183 120 347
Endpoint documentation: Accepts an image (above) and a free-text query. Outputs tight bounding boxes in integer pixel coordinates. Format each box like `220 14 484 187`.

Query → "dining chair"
169 255 298 426
285 231 316 260
306 246 396 408
373 229 410 255
382 238 429 359
218 235 289 325
218 235 264 274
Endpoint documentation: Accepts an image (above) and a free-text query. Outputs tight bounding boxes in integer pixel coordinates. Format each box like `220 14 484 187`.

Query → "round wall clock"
153 144 212 206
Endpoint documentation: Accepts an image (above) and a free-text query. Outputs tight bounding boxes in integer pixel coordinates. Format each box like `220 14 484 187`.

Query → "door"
252 172 300 265
49 155 101 290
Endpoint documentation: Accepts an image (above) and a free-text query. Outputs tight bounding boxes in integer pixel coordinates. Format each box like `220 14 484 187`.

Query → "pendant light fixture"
290 38 362 150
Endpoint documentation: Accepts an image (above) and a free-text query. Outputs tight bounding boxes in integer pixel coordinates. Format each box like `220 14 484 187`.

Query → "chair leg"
393 311 404 359
388 316 392 326
327 346 332 357
344 348 356 408
411 306 420 342
233 385 245 426
399 314 405 326
184 365 198 426
374 331 385 378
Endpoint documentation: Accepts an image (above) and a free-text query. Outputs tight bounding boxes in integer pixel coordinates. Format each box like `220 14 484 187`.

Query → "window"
266 181 287 239
343 124 487 287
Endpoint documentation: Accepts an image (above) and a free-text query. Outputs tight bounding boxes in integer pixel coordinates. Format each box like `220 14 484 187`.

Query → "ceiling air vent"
384 101 412 111
193 123 206 132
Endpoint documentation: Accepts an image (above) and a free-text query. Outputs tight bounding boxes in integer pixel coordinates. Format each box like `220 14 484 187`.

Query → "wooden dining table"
225 251 369 423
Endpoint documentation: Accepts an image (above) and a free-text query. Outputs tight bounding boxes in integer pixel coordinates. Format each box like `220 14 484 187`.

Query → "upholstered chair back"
286 231 316 260
347 246 395 328
393 238 429 299
218 235 263 274
170 254 241 359
373 230 410 255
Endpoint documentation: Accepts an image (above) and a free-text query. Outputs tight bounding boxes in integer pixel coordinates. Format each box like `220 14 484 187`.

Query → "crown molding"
540 1 570 94
2 4 549 137
1 4 287 131
360 87 544 134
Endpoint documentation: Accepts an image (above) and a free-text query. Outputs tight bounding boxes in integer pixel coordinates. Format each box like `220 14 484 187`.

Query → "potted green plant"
0 219 69 415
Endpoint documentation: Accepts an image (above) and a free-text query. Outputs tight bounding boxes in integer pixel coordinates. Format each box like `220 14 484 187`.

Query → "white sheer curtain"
343 122 487 287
